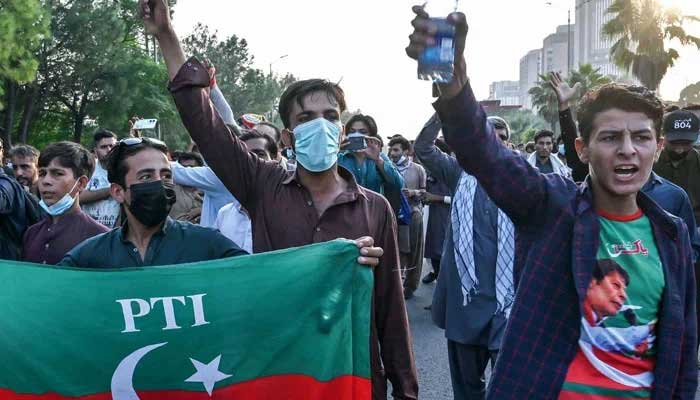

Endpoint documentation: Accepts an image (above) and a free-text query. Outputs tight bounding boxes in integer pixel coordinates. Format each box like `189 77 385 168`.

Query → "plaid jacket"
433 82 698 399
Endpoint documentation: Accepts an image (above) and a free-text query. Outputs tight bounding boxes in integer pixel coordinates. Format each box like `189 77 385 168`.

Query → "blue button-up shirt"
643 172 700 262
436 82 697 399
337 152 404 194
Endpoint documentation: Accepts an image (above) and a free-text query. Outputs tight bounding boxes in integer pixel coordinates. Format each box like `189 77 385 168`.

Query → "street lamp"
269 54 289 77
545 1 572 76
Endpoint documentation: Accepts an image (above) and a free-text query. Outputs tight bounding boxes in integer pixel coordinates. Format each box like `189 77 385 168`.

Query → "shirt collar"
119 217 175 243
282 164 368 201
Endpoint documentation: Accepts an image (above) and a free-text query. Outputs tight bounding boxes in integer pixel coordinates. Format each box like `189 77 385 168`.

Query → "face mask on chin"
292 118 341 173
126 180 177 227
39 180 81 216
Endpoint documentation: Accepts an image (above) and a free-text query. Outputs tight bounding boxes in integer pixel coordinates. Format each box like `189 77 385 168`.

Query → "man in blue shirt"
337 113 404 194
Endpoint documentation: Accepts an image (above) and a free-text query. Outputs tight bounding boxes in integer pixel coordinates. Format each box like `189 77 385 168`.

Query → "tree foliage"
679 81 700 106
604 0 700 91
182 23 297 123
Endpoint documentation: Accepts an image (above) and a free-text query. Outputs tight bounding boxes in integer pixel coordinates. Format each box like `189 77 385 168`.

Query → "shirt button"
307 201 312 206
44 243 50 249
316 227 321 232
47 228 51 232
133 248 138 253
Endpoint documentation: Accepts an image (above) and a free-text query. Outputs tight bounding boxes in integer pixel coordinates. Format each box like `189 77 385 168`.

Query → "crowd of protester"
1 1 700 399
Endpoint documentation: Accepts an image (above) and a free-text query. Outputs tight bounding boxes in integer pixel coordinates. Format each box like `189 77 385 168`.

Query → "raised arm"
550 72 588 182
413 113 462 189
405 8 559 224
171 163 228 194
139 0 278 210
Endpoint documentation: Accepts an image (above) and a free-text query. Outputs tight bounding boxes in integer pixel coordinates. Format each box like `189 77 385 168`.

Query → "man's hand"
355 236 384 268
139 0 173 37
364 137 382 162
405 5 468 100
420 192 443 204
549 72 581 111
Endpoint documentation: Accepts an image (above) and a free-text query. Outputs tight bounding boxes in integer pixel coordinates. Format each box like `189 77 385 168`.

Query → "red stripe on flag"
0 374 371 400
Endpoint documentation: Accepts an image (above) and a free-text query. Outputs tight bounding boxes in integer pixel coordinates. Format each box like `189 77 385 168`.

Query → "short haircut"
38 141 95 179
346 114 378 137
106 138 169 188
665 104 681 113
593 259 630 286
177 151 204 167
93 129 117 147
534 130 555 143
577 84 664 144
11 144 39 160
256 122 282 143
488 116 510 139
435 137 451 154
240 130 279 157
525 141 536 152
389 136 411 152
278 79 347 129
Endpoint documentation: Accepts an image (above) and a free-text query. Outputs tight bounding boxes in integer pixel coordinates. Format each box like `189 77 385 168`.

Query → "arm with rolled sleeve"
209 85 237 128
434 81 572 226
171 162 228 195
374 202 418 399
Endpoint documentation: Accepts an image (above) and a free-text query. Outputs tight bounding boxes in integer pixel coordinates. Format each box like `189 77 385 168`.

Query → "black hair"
10 144 39 160
525 141 536 153
177 151 205 167
388 136 411 152
592 259 630 286
240 130 279 158
106 138 169 188
93 129 118 147
255 122 282 143
278 79 347 129
577 84 664 144
534 130 555 144
38 141 95 179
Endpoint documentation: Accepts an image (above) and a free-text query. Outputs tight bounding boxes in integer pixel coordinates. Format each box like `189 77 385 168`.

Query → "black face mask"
668 150 689 161
126 180 176 227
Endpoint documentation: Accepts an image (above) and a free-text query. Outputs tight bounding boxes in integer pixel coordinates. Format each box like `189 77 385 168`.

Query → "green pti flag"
0 239 372 399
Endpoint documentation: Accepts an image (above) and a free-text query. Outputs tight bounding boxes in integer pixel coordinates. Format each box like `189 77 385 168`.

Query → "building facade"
489 80 521 107
543 24 575 77
574 0 625 78
520 49 542 110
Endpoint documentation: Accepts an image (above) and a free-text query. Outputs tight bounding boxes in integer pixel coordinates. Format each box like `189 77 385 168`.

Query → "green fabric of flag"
0 239 372 399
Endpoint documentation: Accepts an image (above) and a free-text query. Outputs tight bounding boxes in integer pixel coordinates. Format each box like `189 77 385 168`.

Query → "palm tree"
568 64 613 96
529 74 560 133
604 0 700 91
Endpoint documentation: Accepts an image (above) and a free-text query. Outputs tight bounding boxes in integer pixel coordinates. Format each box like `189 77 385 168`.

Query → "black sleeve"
560 108 588 183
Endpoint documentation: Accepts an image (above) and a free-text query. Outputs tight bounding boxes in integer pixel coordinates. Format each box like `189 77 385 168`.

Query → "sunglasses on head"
111 136 168 161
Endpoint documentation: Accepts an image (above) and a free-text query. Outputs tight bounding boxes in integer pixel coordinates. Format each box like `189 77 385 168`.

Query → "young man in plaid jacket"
406 7 697 399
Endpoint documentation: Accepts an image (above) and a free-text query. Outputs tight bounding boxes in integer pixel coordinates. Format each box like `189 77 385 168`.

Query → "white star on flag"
185 355 232 396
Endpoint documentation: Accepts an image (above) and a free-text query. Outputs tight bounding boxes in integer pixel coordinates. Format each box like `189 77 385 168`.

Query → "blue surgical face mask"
39 180 80 216
292 118 341 172
558 144 565 156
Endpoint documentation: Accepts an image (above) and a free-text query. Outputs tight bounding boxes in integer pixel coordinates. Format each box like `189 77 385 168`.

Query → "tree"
567 64 613 97
487 108 547 144
679 82 700 106
182 23 296 122
604 0 700 91
529 75 560 133
0 0 49 146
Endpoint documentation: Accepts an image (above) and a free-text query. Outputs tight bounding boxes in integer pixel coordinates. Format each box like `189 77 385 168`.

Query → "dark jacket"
0 169 43 260
435 82 697 399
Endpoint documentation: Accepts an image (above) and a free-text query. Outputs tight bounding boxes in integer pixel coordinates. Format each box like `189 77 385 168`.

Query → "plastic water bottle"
417 0 459 83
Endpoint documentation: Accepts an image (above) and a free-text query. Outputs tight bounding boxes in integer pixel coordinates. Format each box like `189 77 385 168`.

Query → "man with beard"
11 145 40 196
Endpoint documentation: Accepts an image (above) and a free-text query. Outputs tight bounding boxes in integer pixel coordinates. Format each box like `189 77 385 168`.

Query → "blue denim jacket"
435 82 697 399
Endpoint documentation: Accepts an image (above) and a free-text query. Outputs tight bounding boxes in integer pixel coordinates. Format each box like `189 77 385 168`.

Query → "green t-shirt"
560 211 665 399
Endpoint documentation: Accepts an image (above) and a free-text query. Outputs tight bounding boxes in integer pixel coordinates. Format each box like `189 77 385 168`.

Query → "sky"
171 0 700 139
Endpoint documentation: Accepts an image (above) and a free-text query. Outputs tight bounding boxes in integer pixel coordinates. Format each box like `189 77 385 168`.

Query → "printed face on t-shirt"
587 270 628 321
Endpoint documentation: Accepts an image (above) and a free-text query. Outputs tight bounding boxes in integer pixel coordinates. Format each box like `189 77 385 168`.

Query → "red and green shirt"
560 209 665 399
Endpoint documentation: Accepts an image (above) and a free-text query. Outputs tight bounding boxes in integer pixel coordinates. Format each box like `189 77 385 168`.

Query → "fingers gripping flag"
0 240 372 400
